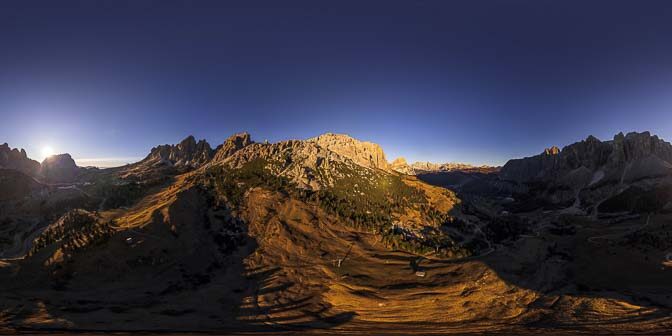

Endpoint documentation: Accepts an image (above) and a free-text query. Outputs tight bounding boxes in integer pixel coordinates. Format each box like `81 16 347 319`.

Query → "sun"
41 146 54 158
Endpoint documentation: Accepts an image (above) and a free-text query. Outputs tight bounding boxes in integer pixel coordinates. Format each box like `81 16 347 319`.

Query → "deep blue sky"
2 0 672 166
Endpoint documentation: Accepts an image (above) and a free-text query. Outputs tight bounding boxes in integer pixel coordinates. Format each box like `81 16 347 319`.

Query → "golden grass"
401 175 460 213
111 173 196 229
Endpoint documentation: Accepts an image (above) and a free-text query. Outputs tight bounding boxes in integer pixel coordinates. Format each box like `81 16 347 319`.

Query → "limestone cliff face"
307 133 390 171
218 139 357 190
40 153 81 183
0 143 40 177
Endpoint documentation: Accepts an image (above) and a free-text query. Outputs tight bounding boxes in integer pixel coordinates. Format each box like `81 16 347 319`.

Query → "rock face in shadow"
143 135 214 168
0 143 40 177
498 132 672 214
0 168 44 201
40 154 81 183
500 132 672 185
119 135 216 181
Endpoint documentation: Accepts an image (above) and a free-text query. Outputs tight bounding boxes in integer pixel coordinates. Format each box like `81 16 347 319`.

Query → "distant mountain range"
390 157 499 175
1 133 497 184
1 142 81 183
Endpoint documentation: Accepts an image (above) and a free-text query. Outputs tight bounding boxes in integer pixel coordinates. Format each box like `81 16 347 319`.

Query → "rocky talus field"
2 132 672 335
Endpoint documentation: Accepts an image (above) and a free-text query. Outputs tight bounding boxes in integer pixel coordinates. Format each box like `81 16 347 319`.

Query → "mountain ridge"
2 130 672 333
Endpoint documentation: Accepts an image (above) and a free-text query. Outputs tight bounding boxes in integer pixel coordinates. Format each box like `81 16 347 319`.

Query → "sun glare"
41 146 54 159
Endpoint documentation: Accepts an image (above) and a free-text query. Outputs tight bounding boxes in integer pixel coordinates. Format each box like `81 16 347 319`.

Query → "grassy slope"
201 158 482 257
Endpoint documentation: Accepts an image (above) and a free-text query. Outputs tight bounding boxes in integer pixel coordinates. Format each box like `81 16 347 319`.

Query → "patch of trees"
88 175 170 210
29 211 115 256
484 214 532 243
203 159 296 207
202 159 471 257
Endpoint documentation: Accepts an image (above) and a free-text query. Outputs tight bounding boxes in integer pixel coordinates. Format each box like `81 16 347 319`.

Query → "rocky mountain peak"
412 161 441 172
614 131 672 162
390 157 415 175
40 153 80 183
500 131 672 185
586 135 600 143
390 157 499 175
213 132 253 161
0 143 40 177
391 157 407 165
217 138 352 190
144 135 213 168
308 133 389 171
178 135 197 151
544 146 560 155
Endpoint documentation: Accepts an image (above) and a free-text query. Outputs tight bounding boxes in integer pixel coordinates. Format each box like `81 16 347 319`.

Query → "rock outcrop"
40 154 81 183
0 168 45 201
308 133 389 171
544 146 560 155
390 157 415 175
212 132 253 162
0 143 40 176
218 139 357 190
142 135 213 168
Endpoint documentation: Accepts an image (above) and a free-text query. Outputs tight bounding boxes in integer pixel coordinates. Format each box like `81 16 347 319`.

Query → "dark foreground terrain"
2 132 672 335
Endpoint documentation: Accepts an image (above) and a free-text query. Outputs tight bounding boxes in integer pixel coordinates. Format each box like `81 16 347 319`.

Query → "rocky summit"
390 157 415 175
212 132 253 162
308 133 390 171
40 153 81 183
0 143 40 177
497 131 672 214
500 132 672 184
142 135 214 168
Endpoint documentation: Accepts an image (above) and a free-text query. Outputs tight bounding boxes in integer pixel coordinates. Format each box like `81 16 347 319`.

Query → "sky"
2 0 672 166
